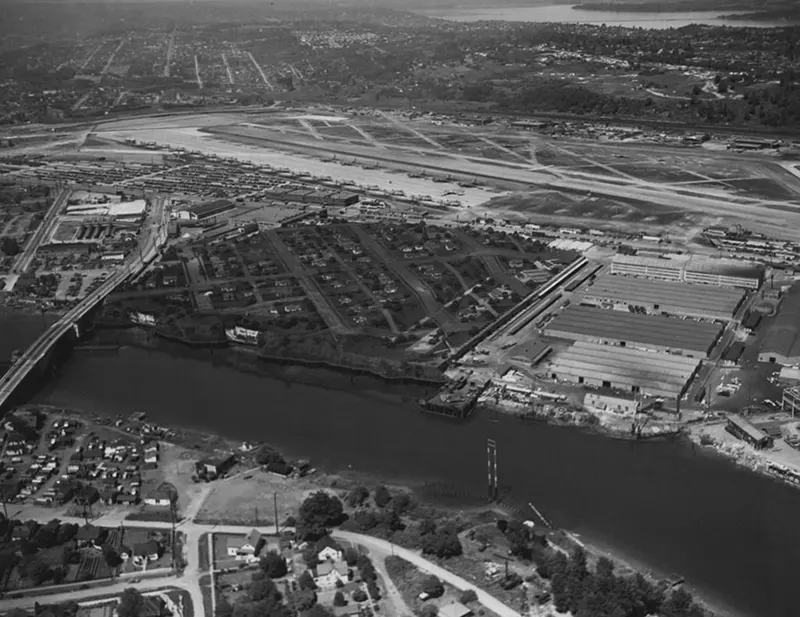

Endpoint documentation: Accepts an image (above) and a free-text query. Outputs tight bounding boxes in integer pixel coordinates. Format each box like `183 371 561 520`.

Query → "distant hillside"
575 0 799 19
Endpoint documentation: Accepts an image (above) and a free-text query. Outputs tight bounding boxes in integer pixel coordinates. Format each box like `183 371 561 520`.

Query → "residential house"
118 493 139 506
132 540 161 566
316 536 343 562
100 488 118 505
313 561 348 589
76 524 103 548
143 485 173 507
438 603 474 617
195 453 236 479
11 522 35 540
228 529 264 561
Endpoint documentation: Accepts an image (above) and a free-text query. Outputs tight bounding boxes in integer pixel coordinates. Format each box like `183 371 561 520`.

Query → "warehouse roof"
612 254 686 270
612 254 764 280
190 199 236 219
549 341 700 397
760 283 800 360
546 305 722 354
584 274 744 317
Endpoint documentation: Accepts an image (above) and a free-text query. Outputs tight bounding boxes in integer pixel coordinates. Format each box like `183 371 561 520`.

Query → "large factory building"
581 274 745 321
611 254 764 289
548 341 701 398
545 304 723 357
759 282 800 365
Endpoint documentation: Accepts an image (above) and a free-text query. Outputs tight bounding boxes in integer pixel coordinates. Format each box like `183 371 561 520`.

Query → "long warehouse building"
582 274 745 321
611 254 764 289
545 304 723 357
759 282 800 365
548 341 701 398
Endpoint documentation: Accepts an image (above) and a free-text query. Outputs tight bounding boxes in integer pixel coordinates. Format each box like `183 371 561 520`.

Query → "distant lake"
417 5 794 28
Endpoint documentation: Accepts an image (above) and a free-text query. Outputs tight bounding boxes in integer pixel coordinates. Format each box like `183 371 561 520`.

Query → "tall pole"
273 492 279 535
487 438 498 502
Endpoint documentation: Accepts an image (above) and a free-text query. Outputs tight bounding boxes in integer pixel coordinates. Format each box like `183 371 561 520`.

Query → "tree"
256 447 285 467
459 589 478 604
390 493 413 515
419 518 436 536
249 576 281 604
422 575 444 598
215 598 234 617
333 591 347 607
260 551 288 579
420 605 438 617
0 237 20 256
306 606 335 617
352 589 368 603
662 588 704 617
298 570 318 590
298 491 345 540
374 485 392 508
496 520 508 533
117 588 145 617
344 547 360 566
346 486 370 508
421 527 462 559
104 548 122 569
293 588 317 611
504 521 531 560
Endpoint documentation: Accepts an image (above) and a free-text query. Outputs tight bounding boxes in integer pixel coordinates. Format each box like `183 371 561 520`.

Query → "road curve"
333 530 523 617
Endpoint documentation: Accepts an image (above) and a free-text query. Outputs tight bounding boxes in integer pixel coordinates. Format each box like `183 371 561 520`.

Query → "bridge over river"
0 195 168 411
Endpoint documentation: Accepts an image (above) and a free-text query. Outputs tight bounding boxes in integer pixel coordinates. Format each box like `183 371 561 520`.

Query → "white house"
318 545 343 563
227 529 263 561
313 561 348 589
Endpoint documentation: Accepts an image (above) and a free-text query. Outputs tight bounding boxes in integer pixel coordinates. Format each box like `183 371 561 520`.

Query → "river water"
417 5 795 28
28 344 800 617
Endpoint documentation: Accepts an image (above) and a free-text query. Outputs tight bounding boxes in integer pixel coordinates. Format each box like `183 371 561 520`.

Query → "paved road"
12 187 69 275
333 531 523 617
3 506 522 617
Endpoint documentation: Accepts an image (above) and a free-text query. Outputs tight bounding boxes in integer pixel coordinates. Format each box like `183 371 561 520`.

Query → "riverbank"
687 419 800 490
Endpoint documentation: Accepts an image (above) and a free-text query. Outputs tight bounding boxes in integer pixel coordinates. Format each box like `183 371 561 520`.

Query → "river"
29 344 800 617
0 310 58 360
416 5 795 28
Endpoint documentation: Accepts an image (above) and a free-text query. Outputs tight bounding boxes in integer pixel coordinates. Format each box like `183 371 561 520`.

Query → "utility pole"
273 492 279 535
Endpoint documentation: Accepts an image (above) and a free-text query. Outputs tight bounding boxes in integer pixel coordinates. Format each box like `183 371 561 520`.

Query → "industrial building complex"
581 273 746 321
545 304 723 357
759 282 800 365
610 254 764 289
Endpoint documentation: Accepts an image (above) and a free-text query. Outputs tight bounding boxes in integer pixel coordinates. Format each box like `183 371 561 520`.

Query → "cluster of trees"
536 547 707 617
297 491 347 541
215 570 304 617
356 553 381 601
0 519 83 589
0 236 20 256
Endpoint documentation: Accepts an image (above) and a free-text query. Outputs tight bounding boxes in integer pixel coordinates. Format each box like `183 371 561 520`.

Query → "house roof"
77 524 101 541
315 535 341 554
438 603 473 617
139 596 167 617
246 529 262 548
133 540 160 556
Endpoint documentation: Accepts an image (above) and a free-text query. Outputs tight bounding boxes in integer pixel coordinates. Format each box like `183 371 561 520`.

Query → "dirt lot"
196 469 347 525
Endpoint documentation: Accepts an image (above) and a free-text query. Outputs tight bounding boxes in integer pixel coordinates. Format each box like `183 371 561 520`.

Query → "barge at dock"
421 377 489 419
